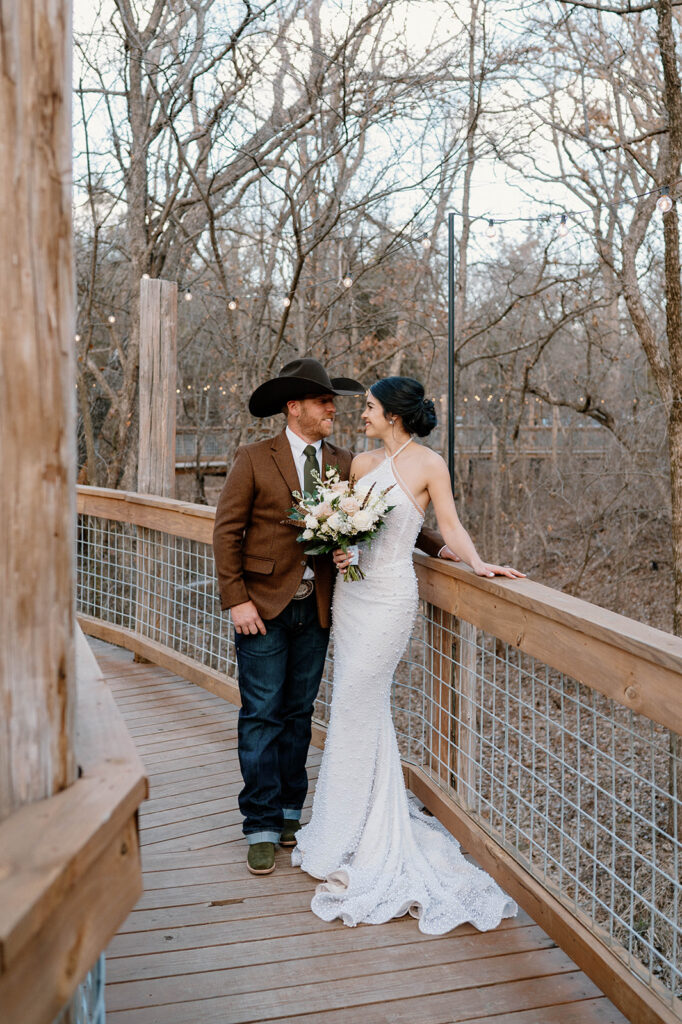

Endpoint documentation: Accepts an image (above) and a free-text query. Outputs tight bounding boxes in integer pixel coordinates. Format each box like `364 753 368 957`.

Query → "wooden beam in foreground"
0 635 147 1024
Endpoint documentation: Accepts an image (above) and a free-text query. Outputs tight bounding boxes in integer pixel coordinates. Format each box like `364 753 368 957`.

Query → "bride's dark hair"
369 377 437 437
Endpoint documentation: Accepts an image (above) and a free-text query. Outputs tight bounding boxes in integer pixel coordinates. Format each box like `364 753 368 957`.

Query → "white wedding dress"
292 441 517 934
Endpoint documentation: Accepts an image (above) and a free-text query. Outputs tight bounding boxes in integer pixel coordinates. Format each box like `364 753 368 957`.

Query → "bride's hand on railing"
473 561 526 579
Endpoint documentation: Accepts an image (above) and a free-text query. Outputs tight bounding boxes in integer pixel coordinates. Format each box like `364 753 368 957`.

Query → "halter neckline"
383 437 413 461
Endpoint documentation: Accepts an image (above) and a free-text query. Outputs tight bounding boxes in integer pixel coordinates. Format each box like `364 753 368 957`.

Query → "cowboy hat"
248 358 364 417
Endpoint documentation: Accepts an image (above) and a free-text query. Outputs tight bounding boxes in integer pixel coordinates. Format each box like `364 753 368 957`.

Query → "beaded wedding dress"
292 441 517 934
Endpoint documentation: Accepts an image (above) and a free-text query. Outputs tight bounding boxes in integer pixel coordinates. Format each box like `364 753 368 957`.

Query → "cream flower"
340 496 361 514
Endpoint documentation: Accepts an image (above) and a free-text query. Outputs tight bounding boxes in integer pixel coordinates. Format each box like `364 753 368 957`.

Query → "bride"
291 376 525 934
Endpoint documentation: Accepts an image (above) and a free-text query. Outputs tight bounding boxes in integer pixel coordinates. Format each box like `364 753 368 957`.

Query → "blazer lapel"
272 430 301 497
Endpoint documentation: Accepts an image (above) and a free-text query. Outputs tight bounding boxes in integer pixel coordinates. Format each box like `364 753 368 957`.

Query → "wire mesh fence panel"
52 956 105 1024
77 516 237 677
397 604 681 1006
76 509 681 1010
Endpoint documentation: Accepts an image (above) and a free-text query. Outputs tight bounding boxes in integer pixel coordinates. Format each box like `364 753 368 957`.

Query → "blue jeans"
235 592 329 843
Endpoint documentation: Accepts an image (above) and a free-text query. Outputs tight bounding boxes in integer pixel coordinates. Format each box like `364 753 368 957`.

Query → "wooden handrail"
77 484 682 733
0 633 147 1024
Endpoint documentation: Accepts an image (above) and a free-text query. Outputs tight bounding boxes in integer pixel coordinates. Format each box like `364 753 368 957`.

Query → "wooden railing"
0 627 147 1024
75 485 682 1024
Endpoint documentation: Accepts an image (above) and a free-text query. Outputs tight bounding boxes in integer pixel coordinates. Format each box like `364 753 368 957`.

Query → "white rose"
351 509 374 531
302 528 314 540
326 511 344 534
304 513 319 529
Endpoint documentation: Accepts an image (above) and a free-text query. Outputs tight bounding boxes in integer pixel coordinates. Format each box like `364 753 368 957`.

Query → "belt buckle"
293 579 314 600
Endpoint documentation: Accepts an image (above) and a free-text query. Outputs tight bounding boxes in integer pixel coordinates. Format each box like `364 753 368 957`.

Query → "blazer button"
301 560 306 566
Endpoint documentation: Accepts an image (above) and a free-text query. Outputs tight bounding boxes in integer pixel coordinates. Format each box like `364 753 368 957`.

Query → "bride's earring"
389 419 395 425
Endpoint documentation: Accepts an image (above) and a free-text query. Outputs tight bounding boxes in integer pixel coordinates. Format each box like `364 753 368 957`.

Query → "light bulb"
142 273 150 279
486 219 497 239
283 297 291 307
107 315 116 324
74 333 81 342
558 214 569 236
228 297 238 310
185 289 192 301
342 275 353 288
421 236 431 250
657 188 673 213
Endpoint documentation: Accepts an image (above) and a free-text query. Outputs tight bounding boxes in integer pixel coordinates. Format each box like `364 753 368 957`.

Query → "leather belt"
292 579 315 600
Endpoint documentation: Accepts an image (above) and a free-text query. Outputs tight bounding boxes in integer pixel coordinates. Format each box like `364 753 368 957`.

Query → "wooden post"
136 278 177 648
138 277 177 497
454 620 478 809
426 605 455 785
0 0 77 821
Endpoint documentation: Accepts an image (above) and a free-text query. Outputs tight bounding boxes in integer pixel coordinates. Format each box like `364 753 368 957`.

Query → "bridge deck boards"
96 639 628 1024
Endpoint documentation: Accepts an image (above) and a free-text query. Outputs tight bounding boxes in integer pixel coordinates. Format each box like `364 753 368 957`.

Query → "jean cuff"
245 831 280 845
281 808 301 821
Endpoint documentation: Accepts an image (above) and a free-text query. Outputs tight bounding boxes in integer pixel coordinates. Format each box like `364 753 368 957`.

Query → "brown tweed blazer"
213 429 444 628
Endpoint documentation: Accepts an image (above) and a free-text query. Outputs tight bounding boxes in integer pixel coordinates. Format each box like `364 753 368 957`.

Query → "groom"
213 359 446 875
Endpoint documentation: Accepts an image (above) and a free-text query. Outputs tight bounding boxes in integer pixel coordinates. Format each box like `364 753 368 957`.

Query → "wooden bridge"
42 486 679 1024
99 638 624 1024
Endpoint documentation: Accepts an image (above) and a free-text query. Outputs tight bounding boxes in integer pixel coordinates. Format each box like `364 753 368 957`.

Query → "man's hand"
231 600 266 635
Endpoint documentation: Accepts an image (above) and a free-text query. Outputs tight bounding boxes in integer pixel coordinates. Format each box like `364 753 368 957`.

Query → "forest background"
73 0 681 634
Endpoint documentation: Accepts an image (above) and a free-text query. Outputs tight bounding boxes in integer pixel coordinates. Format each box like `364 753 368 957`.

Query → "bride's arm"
426 454 525 579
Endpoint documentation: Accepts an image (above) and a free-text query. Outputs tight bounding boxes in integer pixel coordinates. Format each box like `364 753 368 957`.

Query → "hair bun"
369 376 437 437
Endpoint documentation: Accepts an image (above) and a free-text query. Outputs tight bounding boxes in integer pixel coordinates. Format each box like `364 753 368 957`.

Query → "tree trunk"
0 0 77 821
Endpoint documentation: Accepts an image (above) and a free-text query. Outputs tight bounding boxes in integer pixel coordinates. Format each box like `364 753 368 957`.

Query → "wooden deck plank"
106 922 555 986
107 909 531 960
263 982 618 1024
105 964 599 1023
96 639 628 1024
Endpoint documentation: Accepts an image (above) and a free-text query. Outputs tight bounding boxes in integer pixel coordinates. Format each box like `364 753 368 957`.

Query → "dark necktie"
303 444 318 494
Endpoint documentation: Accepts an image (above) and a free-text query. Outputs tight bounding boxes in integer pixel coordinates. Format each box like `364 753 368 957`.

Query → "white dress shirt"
286 427 322 579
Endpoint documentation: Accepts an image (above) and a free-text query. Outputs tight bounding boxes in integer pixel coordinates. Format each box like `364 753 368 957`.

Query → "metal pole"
447 211 456 489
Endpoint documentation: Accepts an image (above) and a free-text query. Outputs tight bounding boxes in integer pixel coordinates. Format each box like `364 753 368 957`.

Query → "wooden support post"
454 620 478 808
136 278 177 648
138 277 177 497
0 0 77 821
426 605 456 785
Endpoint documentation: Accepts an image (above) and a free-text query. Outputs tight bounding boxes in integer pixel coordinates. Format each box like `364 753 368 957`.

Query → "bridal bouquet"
284 466 394 581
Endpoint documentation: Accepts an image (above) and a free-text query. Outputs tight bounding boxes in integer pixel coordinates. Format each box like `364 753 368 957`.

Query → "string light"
228 297 238 310
185 289 192 301
421 236 431 250
74 333 81 342
342 275 353 288
107 314 116 324
474 178 682 239
142 273 150 279
283 297 291 307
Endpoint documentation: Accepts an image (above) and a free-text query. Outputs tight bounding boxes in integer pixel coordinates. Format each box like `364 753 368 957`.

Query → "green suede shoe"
279 818 301 847
247 841 276 875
